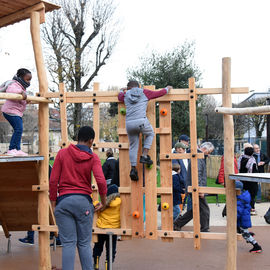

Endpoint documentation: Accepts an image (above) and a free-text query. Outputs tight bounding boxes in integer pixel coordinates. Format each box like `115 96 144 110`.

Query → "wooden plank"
159 100 173 242
92 228 132 236
157 230 242 240
160 153 204 160
32 185 49 191
229 173 270 183
215 105 270 115
32 225 58 232
222 58 237 270
59 83 68 148
30 11 51 269
189 78 201 249
93 142 129 149
197 87 249 95
118 127 171 135
187 186 241 195
118 100 132 240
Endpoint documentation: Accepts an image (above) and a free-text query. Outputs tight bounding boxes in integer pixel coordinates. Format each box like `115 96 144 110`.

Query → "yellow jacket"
96 194 121 229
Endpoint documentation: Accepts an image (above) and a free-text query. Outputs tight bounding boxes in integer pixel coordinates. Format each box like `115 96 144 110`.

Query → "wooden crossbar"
0 93 52 103
160 153 204 160
216 106 270 115
187 186 241 195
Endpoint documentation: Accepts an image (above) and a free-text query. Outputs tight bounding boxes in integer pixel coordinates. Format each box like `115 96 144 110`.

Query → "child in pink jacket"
1 68 32 156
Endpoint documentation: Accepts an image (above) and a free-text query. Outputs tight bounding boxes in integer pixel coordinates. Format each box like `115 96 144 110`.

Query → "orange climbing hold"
160 108 167 116
132 210 140 219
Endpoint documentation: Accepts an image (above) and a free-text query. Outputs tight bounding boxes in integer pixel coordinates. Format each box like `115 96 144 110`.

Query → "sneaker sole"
19 241 34 246
250 250 262 253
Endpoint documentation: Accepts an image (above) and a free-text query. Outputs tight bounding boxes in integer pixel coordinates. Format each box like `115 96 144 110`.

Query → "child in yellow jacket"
93 184 121 269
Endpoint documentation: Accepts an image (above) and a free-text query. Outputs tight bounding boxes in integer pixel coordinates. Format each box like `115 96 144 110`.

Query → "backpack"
264 207 270 224
0 80 15 92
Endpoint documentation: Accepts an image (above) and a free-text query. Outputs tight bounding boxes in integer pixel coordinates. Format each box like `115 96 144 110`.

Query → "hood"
125 87 143 103
106 193 121 207
67 144 93 162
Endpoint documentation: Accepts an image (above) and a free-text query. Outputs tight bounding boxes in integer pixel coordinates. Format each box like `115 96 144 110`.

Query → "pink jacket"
1 81 27 117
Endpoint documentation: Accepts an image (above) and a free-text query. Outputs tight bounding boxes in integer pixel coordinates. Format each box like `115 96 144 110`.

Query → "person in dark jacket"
238 146 258 214
111 159 119 187
237 181 262 253
174 142 214 232
253 144 269 202
172 163 185 220
102 148 117 186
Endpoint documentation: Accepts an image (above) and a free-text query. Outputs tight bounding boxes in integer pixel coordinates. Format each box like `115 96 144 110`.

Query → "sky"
1 0 270 104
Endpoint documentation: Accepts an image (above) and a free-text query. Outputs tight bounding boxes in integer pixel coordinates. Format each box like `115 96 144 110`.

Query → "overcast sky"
1 0 270 104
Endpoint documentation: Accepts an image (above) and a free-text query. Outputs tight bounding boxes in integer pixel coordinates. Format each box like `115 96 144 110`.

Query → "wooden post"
30 11 50 270
59 83 68 148
159 100 173 242
145 86 157 239
118 102 132 240
189 78 201 249
222 58 237 270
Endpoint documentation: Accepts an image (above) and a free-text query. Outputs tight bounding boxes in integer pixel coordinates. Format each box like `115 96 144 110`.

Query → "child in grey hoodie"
118 80 171 181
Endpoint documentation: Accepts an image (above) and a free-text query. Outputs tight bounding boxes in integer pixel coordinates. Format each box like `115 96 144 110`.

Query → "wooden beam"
157 230 242 240
0 93 52 103
216 105 270 115
118 127 171 135
189 78 201 250
59 83 68 148
187 186 241 195
32 185 49 191
30 11 51 270
32 225 58 232
222 58 237 270
93 142 129 149
92 228 132 236
160 153 204 160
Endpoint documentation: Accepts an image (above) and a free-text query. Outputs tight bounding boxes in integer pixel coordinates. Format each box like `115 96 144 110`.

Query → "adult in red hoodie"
50 126 107 270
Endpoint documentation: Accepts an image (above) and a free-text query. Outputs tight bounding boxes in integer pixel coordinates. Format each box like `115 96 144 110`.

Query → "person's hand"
258 161 265 166
94 202 105 212
166 86 172 92
21 91 27 100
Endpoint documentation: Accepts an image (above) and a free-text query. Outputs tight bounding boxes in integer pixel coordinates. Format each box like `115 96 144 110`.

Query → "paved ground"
0 203 269 270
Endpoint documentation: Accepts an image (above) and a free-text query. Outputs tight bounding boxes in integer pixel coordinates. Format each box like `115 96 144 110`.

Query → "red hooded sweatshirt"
49 144 107 201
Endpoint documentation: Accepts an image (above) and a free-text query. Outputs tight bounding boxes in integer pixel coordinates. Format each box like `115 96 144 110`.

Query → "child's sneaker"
18 237 34 245
16 150 28 156
139 155 153 165
249 243 262 253
6 149 17 156
130 167 139 181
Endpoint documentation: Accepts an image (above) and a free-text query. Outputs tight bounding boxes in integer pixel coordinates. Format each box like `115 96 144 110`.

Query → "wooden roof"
0 0 60 28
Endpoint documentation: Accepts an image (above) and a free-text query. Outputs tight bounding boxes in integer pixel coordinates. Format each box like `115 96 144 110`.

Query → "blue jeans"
173 205 181 221
55 195 94 270
3 112 23 150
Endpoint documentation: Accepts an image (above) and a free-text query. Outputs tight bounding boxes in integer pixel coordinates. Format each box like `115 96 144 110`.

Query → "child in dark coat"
172 163 185 220
236 181 262 253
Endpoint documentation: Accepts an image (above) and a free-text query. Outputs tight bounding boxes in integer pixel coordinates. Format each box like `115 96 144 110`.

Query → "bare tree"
42 0 119 139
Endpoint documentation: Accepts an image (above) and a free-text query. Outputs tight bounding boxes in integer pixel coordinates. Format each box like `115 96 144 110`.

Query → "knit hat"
179 134 189 142
175 142 188 149
107 184 119 196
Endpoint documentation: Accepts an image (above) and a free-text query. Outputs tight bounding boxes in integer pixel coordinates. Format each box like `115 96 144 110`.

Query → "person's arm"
92 156 107 209
49 151 62 203
118 88 126 102
6 82 27 99
260 153 270 165
143 86 172 100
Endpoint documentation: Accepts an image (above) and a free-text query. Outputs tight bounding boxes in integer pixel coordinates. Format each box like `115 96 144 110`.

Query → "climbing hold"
162 202 169 210
160 108 167 116
132 210 140 219
120 108 126 115
93 200 100 207
146 163 153 169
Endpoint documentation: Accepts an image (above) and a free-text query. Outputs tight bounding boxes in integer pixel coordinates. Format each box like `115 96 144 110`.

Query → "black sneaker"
130 167 139 181
18 237 34 245
173 224 182 231
249 243 262 253
139 155 153 165
50 238 62 247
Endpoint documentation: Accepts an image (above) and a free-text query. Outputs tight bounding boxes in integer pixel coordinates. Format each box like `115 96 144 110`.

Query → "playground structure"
0 1 262 270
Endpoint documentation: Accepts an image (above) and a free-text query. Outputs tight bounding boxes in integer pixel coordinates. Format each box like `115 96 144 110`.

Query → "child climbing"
93 184 121 270
1 68 32 156
236 180 262 253
118 80 172 181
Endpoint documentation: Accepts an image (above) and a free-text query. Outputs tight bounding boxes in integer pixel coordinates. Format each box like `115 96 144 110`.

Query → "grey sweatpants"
126 118 154 166
55 195 94 270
